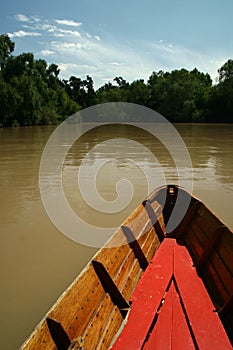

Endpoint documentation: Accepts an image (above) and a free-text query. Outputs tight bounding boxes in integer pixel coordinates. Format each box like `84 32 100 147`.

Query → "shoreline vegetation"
0 34 233 127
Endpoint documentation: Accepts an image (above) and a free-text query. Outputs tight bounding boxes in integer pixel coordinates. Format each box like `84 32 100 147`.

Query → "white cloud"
10 13 224 87
15 14 30 22
8 30 41 38
55 19 82 27
51 38 155 87
33 16 41 23
40 49 55 56
15 14 41 24
55 36 224 88
59 62 92 73
109 62 121 66
50 41 85 50
53 29 81 37
37 24 58 32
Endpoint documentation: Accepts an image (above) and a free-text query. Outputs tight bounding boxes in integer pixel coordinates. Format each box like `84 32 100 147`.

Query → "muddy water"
0 123 232 349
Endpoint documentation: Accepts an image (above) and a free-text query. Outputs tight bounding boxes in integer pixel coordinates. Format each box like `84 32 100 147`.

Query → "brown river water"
0 123 232 349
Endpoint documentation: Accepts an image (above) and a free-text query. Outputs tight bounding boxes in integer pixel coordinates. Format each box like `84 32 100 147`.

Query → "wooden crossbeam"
92 260 130 318
46 318 71 350
121 225 149 270
142 201 165 242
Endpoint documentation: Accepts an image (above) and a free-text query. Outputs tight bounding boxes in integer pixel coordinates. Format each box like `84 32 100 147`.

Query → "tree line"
0 33 232 126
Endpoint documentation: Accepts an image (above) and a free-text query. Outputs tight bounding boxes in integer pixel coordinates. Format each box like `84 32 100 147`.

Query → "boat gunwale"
21 184 233 349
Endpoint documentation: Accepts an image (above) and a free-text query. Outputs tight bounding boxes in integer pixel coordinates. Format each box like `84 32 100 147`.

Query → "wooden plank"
123 204 151 239
82 250 145 349
111 239 232 350
96 306 123 350
150 200 163 216
195 205 222 239
16 188 150 349
189 221 209 249
143 281 173 350
73 221 156 346
48 265 105 339
208 253 233 297
121 259 142 302
82 294 115 349
178 223 233 312
174 243 232 349
140 227 159 257
22 321 57 350
196 226 225 270
114 250 135 290
171 281 196 349
143 281 195 350
98 245 131 276
181 226 203 263
114 225 157 293
40 225 145 343
201 261 230 307
158 214 166 234
176 199 201 239
144 234 160 262
110 239 174 350
136 220 154 245
84 250 147 349
215 232 233 276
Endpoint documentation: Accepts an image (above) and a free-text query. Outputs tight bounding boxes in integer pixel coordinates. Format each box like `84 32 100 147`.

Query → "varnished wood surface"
21 201 163 349
21 185 233 349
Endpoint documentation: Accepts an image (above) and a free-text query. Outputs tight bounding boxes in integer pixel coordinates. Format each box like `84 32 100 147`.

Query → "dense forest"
0 33 232 126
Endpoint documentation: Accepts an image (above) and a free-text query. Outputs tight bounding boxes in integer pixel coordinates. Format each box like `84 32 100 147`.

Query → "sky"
0 0 233 88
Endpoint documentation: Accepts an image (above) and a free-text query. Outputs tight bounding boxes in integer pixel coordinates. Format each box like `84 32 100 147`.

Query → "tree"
114 76 129 89
0 35 80 126
47 63 60 77
1 33 233 126
64 75 96 108
218 59 233 83
128 79 149 105
147 68 212 122
208 60 233 122
147 70 169 112
0 34 14 70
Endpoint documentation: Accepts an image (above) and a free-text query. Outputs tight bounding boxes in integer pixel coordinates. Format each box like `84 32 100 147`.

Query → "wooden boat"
21 185 233 349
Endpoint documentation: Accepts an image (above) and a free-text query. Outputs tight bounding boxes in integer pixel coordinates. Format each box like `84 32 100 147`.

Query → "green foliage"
0 33 14 69
0 34 80 127
0 33 232 126
206 59 233 123
146 68 213 122
63 75 97 109
218 59 233 83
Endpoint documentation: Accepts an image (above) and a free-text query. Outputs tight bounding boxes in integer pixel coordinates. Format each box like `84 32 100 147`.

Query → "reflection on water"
62 124 173 229
176 124 233 188
0 123 232 350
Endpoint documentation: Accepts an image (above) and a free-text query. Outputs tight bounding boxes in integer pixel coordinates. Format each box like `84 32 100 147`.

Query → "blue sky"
1 0 233 87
